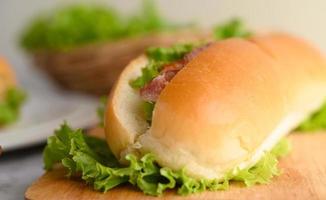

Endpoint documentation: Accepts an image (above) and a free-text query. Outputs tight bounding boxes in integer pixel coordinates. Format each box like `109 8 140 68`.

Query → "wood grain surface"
25 133 326 200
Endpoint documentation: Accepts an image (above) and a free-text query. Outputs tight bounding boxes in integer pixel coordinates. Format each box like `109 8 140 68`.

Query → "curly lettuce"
0 88 26 126
213 18 252 40
43 123 290 196
21 0 173 51
296 102 326 132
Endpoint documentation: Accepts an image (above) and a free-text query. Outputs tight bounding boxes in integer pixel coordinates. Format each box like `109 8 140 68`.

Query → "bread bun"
0 58 16 99
105 33 326 179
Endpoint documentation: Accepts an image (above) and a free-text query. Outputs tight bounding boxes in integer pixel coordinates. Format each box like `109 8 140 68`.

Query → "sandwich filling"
139 44 209 102
130 43 207 123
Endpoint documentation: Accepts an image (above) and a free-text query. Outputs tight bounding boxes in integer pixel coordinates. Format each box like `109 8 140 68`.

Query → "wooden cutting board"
25 132 326 200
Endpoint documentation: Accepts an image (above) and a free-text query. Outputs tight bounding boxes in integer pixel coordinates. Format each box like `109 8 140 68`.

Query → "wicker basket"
31 30 211 95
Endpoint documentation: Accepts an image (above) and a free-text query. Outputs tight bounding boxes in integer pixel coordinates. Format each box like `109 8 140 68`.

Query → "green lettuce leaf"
97 96 107 127
214 18 252 40
43 123 290 196
143 101 155 124
21 0 173 51
129 60 162 90
123 0 173 37
146 43 196 62
232 138 290 187
0 88 27 125
296 102 326 132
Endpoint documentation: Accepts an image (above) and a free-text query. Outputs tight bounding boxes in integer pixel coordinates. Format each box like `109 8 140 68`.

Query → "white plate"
0 91 99 152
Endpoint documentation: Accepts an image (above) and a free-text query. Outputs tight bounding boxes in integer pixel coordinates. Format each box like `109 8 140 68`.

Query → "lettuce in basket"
20 0 174 51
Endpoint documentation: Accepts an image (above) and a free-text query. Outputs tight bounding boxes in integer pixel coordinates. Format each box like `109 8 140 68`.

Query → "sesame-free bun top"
105 33 326 179
0 58 16 99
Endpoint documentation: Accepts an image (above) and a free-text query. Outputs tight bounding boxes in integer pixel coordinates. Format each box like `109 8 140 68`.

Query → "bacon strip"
140 44 209 102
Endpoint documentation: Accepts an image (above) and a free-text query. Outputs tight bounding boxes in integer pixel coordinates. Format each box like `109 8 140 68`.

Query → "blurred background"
1 0 326 85
1 0 326 199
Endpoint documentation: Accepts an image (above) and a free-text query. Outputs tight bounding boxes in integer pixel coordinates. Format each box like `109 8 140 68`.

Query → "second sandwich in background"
0 58 26 127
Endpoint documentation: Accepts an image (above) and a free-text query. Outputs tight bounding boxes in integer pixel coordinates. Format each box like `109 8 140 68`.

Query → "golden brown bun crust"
0 58 16 99
141 38 287 177
250 33 326 109
105 33 326 179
